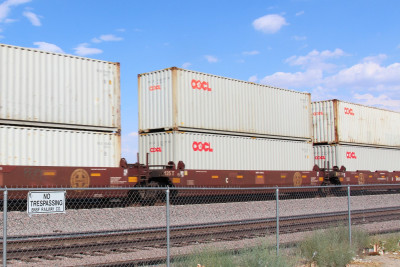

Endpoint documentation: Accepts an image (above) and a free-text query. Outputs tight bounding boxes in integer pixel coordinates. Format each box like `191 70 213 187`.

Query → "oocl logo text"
150 147 162 152
313 112 323 116
149 85 161 91
315 156 326 160
192 142 213 152
344 107 354 116
191 80 212 91
346 152 357 159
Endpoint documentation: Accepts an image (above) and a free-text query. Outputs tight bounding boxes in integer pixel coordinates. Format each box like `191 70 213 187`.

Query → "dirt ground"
348 252 400 267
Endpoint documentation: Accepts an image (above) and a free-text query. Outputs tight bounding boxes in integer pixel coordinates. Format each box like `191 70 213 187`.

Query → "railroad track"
3 206 400 265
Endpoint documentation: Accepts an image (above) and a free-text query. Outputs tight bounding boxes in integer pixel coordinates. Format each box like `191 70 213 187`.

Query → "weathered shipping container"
139 67 312 140
0 43 120 131
314 144 400 172
0 125 120 167
313 100 400 147
139 131 313 170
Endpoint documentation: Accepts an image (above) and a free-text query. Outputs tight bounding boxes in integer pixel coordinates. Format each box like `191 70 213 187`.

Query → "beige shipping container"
314 144 400 172
0 125 120 167
313 100 400 147
139 131 313 170
139 67 312 140
0 43 120 131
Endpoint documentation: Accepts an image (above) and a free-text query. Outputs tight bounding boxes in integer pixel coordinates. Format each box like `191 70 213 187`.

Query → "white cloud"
0 35 4 39
353 93 400 111
296 11 305 16
91 38 101 43
252 14 288 34
74 43 103 56
324 61 400 90
116 28 125 32
204 55 218 63
4 18 16 23
361 54 387 64
33 42 64 53
259 50 400 110
285 48 346 72
182 62 192 68
0 0 30 22
129 132 138 137
92 34 123 43
292 35 306 41
23 11 41 26
243 50 260 56
248 75 258 83
261 69 324 89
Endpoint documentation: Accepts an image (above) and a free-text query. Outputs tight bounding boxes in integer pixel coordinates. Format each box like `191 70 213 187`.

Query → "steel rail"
2 206 400 261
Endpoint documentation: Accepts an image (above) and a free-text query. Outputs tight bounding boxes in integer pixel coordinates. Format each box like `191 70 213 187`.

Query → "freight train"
2 156 400 205
1 43 400 205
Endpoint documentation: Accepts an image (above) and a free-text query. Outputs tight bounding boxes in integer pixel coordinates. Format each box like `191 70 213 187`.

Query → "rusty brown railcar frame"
1 158 400 201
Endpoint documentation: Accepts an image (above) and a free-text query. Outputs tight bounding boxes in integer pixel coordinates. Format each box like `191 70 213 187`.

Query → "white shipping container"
0 43 120 131
314 144 400 172
313 100 400 147
0 125 120 167
139 67 312 140
139 131 313 170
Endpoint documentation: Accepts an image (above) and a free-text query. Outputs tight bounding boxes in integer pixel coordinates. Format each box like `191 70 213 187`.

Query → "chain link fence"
1 184 400 266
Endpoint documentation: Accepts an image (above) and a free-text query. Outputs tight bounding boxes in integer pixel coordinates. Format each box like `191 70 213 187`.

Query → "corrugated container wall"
0 43 120 131
314 144 400 172
0 125 120 167
139 67 312 140
139 131 313 170
313 100 400 147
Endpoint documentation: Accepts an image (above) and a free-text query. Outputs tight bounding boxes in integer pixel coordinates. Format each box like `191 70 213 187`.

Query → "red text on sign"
192 142 213 152
149 85 161 91
344 107 354 116
191 80 212 91
346 152 357 159
150 147 162 152
315 156 326 160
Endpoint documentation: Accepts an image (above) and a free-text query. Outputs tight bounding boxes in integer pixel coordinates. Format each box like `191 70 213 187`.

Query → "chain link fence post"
347 185 352 247
3 188 8 267
276 188 279 256
166 187 170 267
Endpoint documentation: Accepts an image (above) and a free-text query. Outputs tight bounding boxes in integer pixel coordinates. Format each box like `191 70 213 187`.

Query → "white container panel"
139 67 312 139
0 125 120 167
0 43 120 130
314 144 400 172
139 132 313 170
312 100 336 143
312 100 400 147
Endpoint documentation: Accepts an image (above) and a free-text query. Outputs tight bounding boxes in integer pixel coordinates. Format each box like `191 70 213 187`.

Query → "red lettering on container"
313 112 324 116
149 85 161 91
150 147 162 152
192 141 213 152
315 156 326 160
344 107 354 116
191 79 212 91
346 152 357 159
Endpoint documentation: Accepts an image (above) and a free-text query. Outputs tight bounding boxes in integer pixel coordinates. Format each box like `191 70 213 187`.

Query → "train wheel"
318 182 331 197
139 181 159 206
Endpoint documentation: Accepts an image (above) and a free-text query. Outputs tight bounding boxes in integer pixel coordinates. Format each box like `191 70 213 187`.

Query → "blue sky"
1 0 400 162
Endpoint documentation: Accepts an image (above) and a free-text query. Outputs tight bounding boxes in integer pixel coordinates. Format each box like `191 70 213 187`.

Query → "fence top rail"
0 184 399 192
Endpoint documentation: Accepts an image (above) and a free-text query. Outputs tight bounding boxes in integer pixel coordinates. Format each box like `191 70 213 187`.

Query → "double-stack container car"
138 67 317 187
312 99 400 171
0 43 121 167
1 43 400 205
